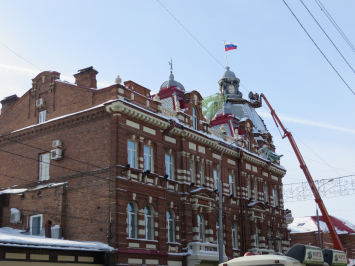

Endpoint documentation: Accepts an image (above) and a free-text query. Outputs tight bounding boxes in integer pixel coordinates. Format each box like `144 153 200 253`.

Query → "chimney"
73 66 98 89
1 94 19 115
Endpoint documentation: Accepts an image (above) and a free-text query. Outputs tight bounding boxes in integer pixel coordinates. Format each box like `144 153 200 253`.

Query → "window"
276 230 281 252
145 206 153 240
200 164 205 186
193 106 197 130
198 214 204 241
190 161 195 183
30 214 43 235
39 110 46 124
144 146 152 171
127 203 137 238
127 141 136 168
165 154 173 179
39 153 50 181
232 222 238 249
267 227 272 250
273 188 278 207
229 175 235 196
254 181 258 200
247 132 251 151
167 210 175 242
213 169 219 190
254 225 259 247
247 178 251 198
216 219 219 244
264 185 269 204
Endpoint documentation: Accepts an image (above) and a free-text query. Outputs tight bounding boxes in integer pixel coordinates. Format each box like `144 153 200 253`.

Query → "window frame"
254 224 259 248
232 222 238 249
167 210 175 243
198 214 205 242
144 145 153 172
190 160 195 183
165 154 173 180
30 214 43 235
199 163 205 186
193 106 198 130
254 180 258 200
264 184 269 204
247 132 251 151
229 174 235 195
39 153 50 181
213 169 219 190
144 205 154 240
216 219 219 244
273 188 278 207
39 110 46 124
127 202 137 239
127 140 137 169
247 178 251 198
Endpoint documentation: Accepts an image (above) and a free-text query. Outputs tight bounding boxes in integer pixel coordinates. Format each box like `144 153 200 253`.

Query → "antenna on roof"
168 58 173 74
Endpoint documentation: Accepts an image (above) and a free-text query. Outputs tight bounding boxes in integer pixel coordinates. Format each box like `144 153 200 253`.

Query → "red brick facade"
0 67 291 265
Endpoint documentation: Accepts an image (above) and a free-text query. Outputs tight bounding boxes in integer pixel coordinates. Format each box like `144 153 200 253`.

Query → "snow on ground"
0 227 114 251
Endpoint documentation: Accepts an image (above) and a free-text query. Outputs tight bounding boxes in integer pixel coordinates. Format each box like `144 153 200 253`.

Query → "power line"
314 0 355 53
0 41 43 71
156 0 225 69
300 0 355 74
282 0 355 96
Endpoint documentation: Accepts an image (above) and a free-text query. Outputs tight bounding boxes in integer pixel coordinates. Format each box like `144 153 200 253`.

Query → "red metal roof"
310 215 355 234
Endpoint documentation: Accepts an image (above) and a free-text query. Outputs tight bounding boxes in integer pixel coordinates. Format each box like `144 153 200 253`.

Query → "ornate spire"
168 58 173 74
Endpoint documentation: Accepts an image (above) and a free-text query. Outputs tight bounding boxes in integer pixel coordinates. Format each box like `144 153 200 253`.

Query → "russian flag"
225 42 238 51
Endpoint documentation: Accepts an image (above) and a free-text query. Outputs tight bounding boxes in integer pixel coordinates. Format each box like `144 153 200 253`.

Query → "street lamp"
316 178 334 249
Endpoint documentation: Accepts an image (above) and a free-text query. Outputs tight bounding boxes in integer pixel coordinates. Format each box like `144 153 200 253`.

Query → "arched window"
267 227 272 250
254 181 258 200
247 132 251 151
145 206 153 240
254 225 259 247
198 214 204 241
277 230 282 252
232 222 238 249
167 210 175 242
193 106 198 130
127 203 137 238
127 141 136 168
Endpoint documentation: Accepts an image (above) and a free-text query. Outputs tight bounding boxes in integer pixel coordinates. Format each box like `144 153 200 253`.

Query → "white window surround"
144 146 153 172
165 154 173 180
127 140 137 169
39 153 50 181
30 214 43 235
39 110 46 124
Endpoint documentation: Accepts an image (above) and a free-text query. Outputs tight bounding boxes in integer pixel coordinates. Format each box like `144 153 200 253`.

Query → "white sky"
0 1 354 222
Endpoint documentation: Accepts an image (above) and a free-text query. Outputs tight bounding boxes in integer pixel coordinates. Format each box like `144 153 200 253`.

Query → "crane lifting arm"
259 93 344 252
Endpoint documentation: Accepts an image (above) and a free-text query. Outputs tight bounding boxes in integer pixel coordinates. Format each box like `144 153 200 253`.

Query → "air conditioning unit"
52 140 62 148
10 208 21 223
36 98 45 108
51 149 62 160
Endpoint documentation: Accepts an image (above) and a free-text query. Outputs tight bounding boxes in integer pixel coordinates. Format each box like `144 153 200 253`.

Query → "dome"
222 67 236 79
215 103 267 132
160 73 185 92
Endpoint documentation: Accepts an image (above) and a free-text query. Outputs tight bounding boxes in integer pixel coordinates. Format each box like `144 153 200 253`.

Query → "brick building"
0 66 292 266
288 216 355 262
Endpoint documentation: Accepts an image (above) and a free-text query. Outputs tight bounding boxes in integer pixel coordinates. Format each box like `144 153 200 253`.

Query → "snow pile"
0 227 114 251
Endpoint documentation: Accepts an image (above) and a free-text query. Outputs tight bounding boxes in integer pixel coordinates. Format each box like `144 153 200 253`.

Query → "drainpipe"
238 149 246 254
218 148 225 264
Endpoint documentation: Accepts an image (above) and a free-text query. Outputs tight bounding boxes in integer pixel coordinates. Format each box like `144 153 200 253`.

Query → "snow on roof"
0 227 114 251
0 182 68 195
288 216 355 234
0 188 27 195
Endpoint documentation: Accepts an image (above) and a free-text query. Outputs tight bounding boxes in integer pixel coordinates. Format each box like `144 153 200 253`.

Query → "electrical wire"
314 0 355 53
0 41 43 71
282 0 355 96
300 0 355 74
156 0 225 69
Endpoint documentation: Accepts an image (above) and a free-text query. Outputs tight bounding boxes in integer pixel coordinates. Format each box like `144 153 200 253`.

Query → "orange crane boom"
259 93 344 252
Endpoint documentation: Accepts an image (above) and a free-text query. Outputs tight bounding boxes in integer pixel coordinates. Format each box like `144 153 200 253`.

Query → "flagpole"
223 40 228 68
